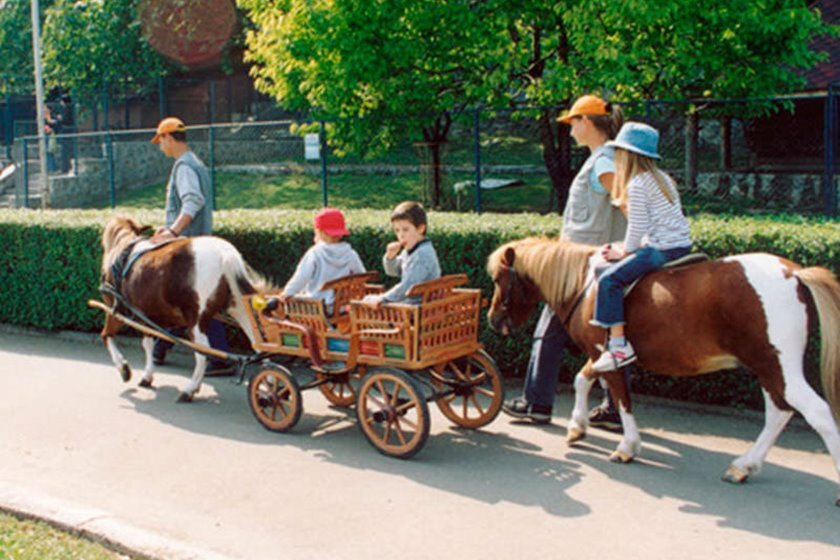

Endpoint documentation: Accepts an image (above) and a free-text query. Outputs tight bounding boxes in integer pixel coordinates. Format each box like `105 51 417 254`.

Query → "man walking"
149 117 231 374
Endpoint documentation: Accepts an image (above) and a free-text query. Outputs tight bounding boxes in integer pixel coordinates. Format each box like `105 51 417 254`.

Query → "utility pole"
30 0 49 208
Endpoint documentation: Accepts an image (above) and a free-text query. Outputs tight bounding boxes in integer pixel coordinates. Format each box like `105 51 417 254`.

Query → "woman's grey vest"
561 146 626 245
165 150 213 237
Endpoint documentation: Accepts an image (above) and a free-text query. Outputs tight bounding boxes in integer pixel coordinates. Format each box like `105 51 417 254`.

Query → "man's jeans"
153 319 230 361
523 305 572 408
593 245 691 327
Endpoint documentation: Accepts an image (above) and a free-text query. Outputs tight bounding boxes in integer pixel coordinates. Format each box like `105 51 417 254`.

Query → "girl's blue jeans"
593 245 691 327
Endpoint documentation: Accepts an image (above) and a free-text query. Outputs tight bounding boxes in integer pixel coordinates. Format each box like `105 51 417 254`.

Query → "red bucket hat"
314 208 350 237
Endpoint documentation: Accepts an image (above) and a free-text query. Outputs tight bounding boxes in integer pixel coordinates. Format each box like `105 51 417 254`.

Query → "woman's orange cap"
557 95 609 124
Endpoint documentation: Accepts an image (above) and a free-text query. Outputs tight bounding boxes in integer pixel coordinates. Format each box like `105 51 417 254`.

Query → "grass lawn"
113 169 555 213
0 512 132 559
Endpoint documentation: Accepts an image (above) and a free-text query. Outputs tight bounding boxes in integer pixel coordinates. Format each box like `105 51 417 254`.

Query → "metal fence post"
320 120 328 207
825 84 838 217
106 131 116 208
473 108 482 213
21 137 28 208
102 77 109 131
158 76 166 119
4 92 11 160
208 82 217 210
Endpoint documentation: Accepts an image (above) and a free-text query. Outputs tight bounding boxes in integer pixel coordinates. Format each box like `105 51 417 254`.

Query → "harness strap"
561 275 594 329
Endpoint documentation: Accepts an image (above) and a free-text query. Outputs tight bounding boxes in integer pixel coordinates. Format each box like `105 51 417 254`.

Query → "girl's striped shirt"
624 171 691 253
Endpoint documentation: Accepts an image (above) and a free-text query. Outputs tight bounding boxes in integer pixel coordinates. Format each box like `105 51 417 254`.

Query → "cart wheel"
432 349 504 429
317 370 362 407
356 368 430 459
248 364 302 433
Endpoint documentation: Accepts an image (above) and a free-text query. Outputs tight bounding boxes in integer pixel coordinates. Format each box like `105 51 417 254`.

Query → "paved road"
0 328 838 559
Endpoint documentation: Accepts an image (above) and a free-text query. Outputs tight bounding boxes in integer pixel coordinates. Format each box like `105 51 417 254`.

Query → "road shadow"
118 368 840 546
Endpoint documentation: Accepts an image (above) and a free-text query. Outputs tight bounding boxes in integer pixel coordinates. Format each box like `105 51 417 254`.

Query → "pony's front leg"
104 336 131 382
177 328 209 403
567 362 597 444
137 336 156 388
603 369 641 463
101 314 131 382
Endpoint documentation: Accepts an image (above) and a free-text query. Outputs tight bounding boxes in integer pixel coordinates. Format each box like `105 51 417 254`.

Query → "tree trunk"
421 113 452 210
537 109 573 212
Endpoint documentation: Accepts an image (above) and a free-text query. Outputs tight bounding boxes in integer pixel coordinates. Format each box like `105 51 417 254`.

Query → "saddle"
109 238 178 294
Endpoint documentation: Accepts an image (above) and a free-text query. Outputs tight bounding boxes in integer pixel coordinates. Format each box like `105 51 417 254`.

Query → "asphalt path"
0 327 838 559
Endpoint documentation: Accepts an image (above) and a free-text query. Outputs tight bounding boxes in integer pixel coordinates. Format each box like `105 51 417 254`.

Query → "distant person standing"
58 95 74 173
148 117 230 374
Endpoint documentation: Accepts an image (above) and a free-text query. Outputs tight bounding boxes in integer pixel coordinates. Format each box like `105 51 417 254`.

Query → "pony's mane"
487 237 594 308
101 217 145 276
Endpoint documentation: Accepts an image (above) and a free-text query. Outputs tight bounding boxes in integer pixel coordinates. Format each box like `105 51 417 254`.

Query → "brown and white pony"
100 216 266 402
486 237 840 505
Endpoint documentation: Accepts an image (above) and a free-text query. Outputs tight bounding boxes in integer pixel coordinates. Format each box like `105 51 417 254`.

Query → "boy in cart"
363 201 441 307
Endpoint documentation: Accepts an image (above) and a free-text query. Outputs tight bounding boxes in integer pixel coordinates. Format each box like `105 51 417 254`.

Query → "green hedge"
1 208 838 410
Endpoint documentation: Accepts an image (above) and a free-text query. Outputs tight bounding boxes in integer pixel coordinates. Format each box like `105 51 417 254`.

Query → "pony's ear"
503 247 516 267
126 217 152 235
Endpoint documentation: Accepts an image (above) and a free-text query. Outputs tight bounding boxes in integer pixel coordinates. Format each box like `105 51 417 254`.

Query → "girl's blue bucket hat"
606 121 661 160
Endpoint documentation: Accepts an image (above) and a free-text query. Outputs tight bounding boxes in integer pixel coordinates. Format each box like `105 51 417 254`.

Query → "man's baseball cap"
151 117 186 143
314 208 350 237
557 95 610 124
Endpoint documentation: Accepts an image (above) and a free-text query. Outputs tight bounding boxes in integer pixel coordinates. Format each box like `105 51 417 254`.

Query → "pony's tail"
220 249 277 347
796 266 840 424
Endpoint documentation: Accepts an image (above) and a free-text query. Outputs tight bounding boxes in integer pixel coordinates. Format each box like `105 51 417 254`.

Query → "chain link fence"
4 92 838 216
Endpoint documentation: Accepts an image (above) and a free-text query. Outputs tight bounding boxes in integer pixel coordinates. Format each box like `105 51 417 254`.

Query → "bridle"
494 261 592 330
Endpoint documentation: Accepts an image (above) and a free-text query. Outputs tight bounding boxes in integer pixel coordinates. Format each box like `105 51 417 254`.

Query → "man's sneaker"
588 405 622 432
591 342 637 372
502 397 552 424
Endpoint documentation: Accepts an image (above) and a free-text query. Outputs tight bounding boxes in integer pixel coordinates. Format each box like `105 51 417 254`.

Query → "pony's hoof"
835 494 840 508
138 379 153 389
176 392 193 403
721 465 749 484
119 364 131 383
567 427 586 444
609 450 634 464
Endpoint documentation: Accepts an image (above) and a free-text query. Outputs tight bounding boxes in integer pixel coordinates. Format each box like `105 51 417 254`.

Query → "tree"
0 0 54 94
239 0 509 208
41 0 172 97
490 0 836 210
240 0 836 211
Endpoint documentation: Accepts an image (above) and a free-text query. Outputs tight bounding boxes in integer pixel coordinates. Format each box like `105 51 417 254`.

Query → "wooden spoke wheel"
356 368 430 459
431 349 504 429
248 364 302 433
316 370 363 407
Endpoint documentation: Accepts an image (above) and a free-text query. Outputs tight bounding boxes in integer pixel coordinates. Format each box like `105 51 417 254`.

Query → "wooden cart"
242 272 504 458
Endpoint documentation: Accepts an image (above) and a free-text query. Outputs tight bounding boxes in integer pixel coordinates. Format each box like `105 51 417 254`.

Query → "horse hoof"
176 392 193 403
835 494 840 508
119 364 131 383
721 465 749 484
609 450 634 464
138 379 153 389
567 427 586 444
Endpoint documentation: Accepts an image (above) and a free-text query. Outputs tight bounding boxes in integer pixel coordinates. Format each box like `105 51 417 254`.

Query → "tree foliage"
240 0 837 209
42 0 172 95
0 0 52 94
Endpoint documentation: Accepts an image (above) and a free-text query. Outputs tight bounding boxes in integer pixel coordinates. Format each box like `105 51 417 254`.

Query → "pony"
99 216 268 402
486 236 840 506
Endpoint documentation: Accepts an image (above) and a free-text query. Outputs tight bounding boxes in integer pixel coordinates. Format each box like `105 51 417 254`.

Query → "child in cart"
279 207 366 312
362 201 441 307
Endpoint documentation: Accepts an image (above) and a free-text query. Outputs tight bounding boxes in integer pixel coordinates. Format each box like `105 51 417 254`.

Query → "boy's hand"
385 241 402 259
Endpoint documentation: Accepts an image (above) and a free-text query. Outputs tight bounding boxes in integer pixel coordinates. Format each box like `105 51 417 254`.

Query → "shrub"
1 208 837 410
